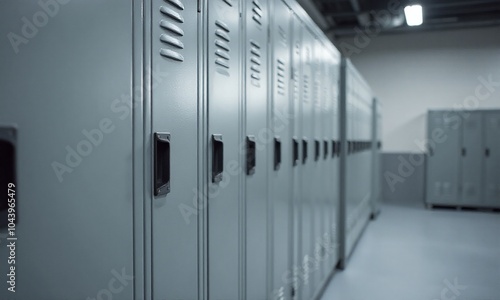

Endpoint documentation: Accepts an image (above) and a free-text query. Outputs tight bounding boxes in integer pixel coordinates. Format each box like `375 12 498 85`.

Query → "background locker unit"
0 1 144 299
371 98 383 218
205 0 243 299
426 110 500 209
242 0 270 299
339 58 375 268
269 0 293 299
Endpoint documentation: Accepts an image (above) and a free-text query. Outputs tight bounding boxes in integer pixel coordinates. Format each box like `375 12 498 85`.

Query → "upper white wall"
339 26 500 153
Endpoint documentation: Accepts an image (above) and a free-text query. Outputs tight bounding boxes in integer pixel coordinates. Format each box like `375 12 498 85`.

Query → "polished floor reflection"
321 203 500 300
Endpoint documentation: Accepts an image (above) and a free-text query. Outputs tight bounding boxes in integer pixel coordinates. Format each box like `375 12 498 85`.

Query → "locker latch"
212 134 224 183
293 138 299 166
302 138 308 164
323 140 328 160
154 132 171 196
315 139 320 161
246 136 256 175
274 137 282 171
0 127 16 228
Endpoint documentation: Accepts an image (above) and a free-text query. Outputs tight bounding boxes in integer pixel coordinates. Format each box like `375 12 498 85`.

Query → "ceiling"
306 0 500 38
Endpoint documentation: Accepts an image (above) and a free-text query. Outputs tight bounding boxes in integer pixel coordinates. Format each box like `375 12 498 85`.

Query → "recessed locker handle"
293 138 299 166
315 139 320 161
331 140 336 158
212 134 224 183
429 146 434 157
302 138 308 164
323 140 328 160
486 148 490 158
337 141 341 157
246 136 256 175
1 127 17 229
347 141 352 155
154 132 171 197
274 137 282 171
462 147 467 157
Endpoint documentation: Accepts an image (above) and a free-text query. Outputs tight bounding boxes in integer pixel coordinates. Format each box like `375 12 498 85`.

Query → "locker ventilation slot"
250 40 262 87
303 74 309 103
215 20 231 70
252 0 263 27
278 26 287 46
276 59 286 96
159 0 186 62
313 78 320 106
166 0 184 10
292 68 299 101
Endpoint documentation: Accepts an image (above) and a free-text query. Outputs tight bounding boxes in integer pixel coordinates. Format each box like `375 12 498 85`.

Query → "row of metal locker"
0 0 381 299
426 110 500 209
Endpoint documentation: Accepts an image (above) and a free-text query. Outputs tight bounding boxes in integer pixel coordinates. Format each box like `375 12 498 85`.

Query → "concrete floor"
321 203 500 300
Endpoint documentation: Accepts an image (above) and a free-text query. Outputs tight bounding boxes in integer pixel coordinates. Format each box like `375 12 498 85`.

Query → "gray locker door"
345 74 356 258
484 111 500 208
309 37 323 295
207 0 242 299
426 111 462 205
290 13 303 300
329 53 341 273
371 100 382 216
244 0 269 298
0 1 135 299
460 111 484 206
300 25 315 300
319 46 332 287
151 0 199 299
269 1 293 299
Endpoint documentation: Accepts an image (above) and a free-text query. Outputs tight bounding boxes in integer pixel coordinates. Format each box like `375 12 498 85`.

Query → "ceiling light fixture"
404 4 423 26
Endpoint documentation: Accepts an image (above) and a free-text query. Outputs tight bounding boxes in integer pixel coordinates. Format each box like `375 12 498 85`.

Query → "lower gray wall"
381 153 426 207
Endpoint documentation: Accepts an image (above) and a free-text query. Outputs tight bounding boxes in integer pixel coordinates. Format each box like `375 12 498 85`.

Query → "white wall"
339 26 500 153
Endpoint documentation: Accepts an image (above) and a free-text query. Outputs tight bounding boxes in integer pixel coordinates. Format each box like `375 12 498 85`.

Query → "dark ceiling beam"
332 19 500 37
424 0 500 8
325 0 500 17
425 4 500 17
347 0 370 27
